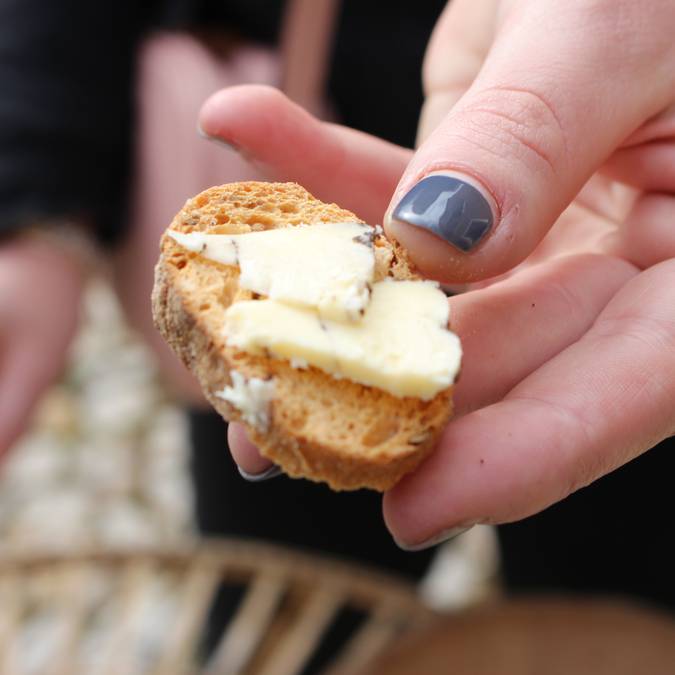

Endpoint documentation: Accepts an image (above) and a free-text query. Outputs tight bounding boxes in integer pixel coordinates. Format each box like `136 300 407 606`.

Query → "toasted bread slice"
152 182 454 491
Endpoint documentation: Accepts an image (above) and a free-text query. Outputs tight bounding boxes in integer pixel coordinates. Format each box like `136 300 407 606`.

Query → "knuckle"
457 85 569 178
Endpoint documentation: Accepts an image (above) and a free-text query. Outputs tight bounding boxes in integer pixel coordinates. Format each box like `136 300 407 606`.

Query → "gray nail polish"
196 123 240 152
394 525 474 552
392 174 493 252
238 465 283 482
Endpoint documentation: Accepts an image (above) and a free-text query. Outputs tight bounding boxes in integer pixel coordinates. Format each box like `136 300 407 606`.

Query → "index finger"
199 85 411 224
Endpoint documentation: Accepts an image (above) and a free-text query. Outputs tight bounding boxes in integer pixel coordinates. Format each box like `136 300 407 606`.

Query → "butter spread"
223 279 461 400
214 371 275 430
168 223 374 321
170 221 462 400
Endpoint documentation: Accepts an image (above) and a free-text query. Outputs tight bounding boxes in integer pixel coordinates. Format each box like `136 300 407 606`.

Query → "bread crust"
152 182 454 491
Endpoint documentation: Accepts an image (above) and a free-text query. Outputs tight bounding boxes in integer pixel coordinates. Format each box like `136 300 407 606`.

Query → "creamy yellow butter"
169 221 462 400
223 279 461 400
168 222 374 321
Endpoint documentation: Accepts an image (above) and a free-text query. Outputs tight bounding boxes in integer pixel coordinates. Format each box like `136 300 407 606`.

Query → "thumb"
385 0 675 283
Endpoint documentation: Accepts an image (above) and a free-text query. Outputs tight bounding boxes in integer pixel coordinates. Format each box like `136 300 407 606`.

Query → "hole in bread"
216 214 230 224
195 194 208 207
174 258 187 270
361 418 400 447
245 215 275 229
199 303 211 311
220 284 237 307
282 409 308 431
280 202 298 213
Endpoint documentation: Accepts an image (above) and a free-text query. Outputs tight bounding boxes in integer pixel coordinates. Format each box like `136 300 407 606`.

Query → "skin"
0 236 84 461
201 0 675 548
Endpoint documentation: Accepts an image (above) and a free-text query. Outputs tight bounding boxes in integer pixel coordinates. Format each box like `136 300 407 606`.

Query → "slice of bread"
152 182 454 491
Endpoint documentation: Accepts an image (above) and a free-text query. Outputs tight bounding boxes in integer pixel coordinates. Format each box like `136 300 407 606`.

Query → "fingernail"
196 123 240 152
394 524 474 552
391 174 494 252
238 465 283 482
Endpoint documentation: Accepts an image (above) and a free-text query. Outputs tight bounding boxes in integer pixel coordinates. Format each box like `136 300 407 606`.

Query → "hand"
388 0 675 279
0 235 84 459
198 0 675 548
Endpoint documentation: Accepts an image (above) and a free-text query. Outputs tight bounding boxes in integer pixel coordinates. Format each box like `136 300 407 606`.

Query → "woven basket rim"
0 538 432 613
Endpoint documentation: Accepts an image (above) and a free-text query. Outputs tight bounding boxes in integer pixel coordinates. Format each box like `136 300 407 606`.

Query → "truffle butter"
169 222 462 400
224 279 461 400
168 222 374 321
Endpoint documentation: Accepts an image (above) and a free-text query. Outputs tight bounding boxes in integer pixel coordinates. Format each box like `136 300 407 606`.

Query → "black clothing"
189 410 435 671
189 409 435 577
499 434 675 611
0 0 143 241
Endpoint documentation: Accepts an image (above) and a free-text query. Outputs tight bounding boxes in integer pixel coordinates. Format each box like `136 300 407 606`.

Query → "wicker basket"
0 540 435 675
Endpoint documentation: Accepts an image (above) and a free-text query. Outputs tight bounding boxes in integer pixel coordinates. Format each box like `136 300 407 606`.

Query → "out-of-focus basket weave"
0 540 434 675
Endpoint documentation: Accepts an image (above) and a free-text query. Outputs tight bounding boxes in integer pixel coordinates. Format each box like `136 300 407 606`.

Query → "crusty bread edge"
152 180 459 491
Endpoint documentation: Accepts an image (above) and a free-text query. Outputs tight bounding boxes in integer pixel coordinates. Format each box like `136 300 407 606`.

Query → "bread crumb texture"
152 182 454 491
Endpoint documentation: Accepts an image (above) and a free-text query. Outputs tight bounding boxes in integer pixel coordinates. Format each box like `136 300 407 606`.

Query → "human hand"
387 0 675 281
198 0 675 548
0 235 84 459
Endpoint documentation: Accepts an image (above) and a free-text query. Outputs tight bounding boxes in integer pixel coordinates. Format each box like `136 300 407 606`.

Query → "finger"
417 0 498 143
385 260 675 549
385 0 675 283
0 340 56 458
198 85 411 224
228 422 273 475
606 193 675 269
602 101 675 191
603 142 675 193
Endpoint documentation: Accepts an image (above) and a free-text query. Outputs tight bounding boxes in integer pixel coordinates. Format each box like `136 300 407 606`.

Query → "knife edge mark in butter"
168 223 374 321
224 279 461 400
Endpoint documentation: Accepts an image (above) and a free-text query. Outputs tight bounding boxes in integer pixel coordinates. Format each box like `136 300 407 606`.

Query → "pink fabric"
113 33 280 402
132 32 280 236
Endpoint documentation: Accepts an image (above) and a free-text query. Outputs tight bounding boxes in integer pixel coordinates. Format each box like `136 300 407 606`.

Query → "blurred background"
0 280 193 550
